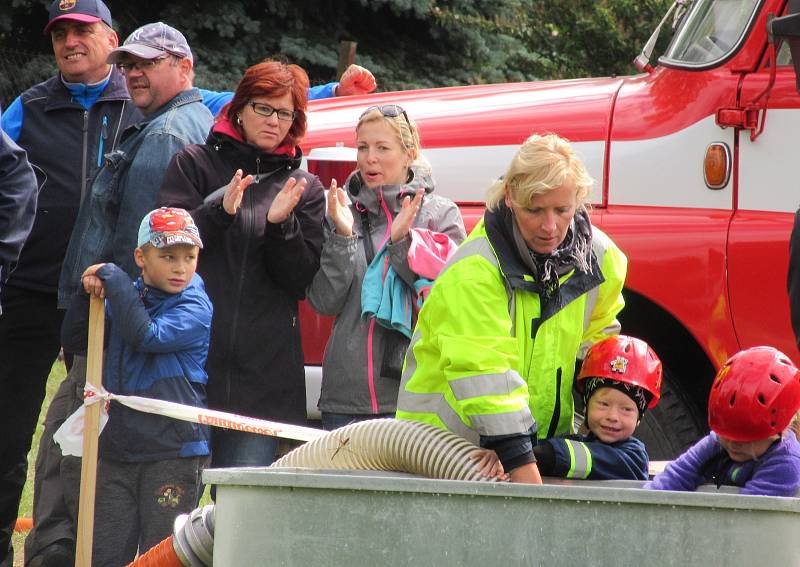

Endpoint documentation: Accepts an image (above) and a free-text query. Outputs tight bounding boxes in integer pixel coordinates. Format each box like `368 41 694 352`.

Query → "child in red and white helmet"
646 346 800 497
533 335 662 480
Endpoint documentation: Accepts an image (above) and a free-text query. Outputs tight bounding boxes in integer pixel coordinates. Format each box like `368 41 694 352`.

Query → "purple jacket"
645 432 800 497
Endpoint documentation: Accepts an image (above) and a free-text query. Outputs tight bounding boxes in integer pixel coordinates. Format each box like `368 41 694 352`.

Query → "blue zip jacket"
645 432 800 497
62 264 213 462
535 432 649 480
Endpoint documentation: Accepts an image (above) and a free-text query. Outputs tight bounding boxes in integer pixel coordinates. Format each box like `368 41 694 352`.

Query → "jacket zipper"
545 367 563 438
111 101 126 150
80 111 89 200
97 115 108 168
365 190 395 413
225 156 261 406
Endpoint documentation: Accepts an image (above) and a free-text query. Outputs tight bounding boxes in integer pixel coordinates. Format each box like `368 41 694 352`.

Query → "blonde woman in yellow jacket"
396 133 627 484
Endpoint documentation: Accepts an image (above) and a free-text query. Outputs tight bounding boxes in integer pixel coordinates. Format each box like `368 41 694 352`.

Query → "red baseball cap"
43 0 113 35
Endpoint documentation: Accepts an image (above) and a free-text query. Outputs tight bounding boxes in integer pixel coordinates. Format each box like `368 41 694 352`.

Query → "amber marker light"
704 142 731 190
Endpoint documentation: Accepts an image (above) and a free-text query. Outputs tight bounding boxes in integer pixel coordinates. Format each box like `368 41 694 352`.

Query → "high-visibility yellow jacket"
396 210 627 444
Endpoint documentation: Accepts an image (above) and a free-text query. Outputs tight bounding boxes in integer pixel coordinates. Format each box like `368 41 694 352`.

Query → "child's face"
134 243 199 294
586 387 639 444
717 435 779 462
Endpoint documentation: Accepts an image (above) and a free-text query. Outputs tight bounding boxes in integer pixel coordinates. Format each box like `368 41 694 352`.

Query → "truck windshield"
663 0 760 65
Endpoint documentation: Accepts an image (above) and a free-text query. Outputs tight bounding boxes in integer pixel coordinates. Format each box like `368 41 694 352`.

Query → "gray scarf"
512 207 593 302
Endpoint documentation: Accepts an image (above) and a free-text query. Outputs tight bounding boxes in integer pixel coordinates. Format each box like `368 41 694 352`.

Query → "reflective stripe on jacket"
543 434 649 480
396 213 627 445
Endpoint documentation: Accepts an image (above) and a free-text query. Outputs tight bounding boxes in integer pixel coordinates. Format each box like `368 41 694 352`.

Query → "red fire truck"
299 0 800 458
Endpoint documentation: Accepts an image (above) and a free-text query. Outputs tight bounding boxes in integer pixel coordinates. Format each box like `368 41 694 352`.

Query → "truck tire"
635 367 707 460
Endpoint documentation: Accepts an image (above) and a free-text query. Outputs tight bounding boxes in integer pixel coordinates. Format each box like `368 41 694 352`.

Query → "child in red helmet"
533 335 662 480
646 346 800 497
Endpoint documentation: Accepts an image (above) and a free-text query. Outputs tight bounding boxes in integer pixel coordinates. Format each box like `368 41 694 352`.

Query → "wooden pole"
337 40 357 78
75 296 105 567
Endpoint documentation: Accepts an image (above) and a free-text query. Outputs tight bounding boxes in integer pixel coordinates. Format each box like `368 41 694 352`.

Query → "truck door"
729 6 800 360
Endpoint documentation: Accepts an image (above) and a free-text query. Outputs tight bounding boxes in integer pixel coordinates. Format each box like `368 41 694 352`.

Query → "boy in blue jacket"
533 335 663 481
62 207 212 565
646 346 800 497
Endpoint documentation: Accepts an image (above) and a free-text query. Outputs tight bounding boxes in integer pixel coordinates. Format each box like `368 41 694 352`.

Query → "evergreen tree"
0 0 671 108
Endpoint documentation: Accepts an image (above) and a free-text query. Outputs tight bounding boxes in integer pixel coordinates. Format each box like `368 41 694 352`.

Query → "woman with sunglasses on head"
157 60 325 467
307 105 466 431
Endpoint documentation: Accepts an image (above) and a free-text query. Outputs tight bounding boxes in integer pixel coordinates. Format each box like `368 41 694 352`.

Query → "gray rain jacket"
307 166 466 415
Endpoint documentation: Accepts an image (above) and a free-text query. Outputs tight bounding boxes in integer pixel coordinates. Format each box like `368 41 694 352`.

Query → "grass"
10 360 213 566
12 359 68 567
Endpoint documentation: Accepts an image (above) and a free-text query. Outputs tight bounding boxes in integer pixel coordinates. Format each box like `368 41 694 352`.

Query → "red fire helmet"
708 346 800 442
577 335 663 408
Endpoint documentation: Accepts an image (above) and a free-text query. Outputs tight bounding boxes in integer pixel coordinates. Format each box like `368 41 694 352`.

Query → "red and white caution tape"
54 383 325 457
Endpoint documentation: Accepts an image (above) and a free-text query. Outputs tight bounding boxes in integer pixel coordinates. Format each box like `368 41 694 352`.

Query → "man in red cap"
0 2 136 566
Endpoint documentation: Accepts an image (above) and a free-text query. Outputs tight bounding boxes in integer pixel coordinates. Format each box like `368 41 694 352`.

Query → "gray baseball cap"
108 22 192 63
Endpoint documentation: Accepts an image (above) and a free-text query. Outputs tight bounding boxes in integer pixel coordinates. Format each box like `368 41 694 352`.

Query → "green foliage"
522 0 674 78
0 0 674 108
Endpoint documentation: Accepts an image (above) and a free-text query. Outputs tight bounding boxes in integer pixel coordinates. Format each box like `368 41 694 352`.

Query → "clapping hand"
390 189 423 244
223 169 254 215
267 176 308 224
326 178 354 236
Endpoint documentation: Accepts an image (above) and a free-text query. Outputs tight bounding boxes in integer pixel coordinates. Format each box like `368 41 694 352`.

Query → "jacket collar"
344 165 435 216
134 273 202 304
206 117 303 175
44 66 130 111
118 87 203 141
139 87 203 125
484 203 604 322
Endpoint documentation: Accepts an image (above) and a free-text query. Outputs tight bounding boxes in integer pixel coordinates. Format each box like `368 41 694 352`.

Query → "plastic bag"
53 401 109 457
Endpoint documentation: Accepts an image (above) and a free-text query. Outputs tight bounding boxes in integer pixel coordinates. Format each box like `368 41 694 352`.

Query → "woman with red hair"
157 60 325 467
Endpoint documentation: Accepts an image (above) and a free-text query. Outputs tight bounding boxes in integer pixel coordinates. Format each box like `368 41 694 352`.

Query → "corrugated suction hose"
273 418 489 481
127 505 215 567
130 418 488 566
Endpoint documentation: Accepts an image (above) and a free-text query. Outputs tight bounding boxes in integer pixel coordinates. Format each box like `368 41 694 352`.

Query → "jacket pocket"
93 149 132 206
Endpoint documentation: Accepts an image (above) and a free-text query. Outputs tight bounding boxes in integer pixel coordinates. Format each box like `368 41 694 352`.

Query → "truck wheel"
635 367 707 460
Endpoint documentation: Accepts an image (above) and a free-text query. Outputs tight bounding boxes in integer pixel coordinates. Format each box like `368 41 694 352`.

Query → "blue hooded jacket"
62 264 213 462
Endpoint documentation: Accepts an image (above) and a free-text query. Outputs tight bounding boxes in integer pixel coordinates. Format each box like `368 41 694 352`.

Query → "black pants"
24 357 85 566
92 456 208 567
0 286 64 567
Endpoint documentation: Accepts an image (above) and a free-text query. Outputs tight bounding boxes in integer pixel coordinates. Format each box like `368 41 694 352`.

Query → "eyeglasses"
248 102 296 122
359 104 411 126
117 56 170 75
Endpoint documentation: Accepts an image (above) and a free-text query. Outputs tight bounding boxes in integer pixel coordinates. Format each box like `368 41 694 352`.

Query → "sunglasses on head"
360 104 411 126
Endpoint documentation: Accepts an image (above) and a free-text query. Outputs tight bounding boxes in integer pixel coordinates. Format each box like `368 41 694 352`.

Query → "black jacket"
788 208 800 349
9 70 139 293
0 127 37 301
157 122 325 424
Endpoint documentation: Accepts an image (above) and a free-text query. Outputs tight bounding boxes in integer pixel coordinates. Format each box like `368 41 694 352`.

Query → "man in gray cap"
57 21 213 299
61 20 213 287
